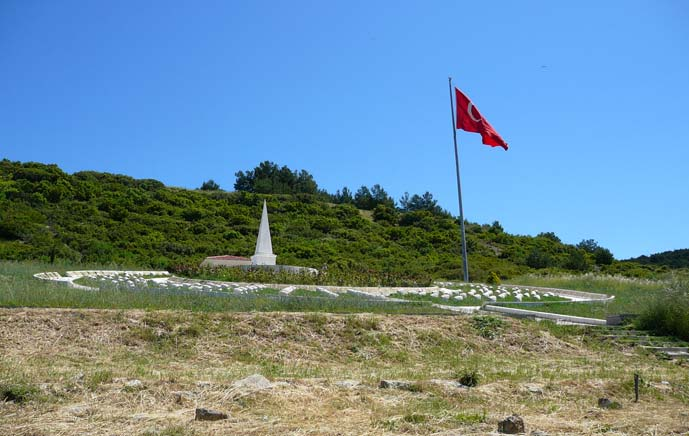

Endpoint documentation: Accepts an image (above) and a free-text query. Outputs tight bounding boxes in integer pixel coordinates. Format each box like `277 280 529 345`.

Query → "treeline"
0 159 673 282
206 160 444 214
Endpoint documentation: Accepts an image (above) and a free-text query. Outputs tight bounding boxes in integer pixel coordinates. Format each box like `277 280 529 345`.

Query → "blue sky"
2 0 688 259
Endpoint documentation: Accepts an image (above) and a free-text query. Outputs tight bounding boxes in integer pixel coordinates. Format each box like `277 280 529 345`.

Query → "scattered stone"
530 431 548 436
196 381 212 388
335 379 361 389
232 374 272 391
650 381 672 391
172 390 195 404
498 414 525 434
195 408 228 421
65 405 90 417
584 408 602 419
597 398 622 409
523 383 544 394
378 380 420 391
124 379 144 390
429 379 469 390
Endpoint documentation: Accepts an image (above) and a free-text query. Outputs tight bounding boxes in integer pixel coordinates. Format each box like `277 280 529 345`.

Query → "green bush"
636 279 689 341
456 369 480 387
0 382 38 403
470 315 506 339
487 271 501 285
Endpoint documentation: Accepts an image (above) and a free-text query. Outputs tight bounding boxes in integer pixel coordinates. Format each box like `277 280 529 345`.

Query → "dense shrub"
636 279 689 341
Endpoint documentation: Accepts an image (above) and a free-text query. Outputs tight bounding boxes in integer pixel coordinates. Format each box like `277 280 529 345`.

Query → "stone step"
666 351 689 359
595 329 645 335
602 334 684 343
642 346 689 353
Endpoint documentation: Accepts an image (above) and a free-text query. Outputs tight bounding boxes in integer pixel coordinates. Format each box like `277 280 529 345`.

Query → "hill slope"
0 159 657 282
627 248 689 269
1 308 686 436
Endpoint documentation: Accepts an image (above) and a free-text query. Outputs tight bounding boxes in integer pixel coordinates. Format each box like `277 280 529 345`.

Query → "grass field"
505 273 677 319
0 261 450 315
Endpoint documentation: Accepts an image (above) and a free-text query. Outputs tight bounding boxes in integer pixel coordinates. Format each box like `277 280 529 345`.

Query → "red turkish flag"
455 88 508 150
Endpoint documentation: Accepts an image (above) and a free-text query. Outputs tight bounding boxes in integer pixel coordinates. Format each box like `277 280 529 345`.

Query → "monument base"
251 253 277 266
241 264 318 275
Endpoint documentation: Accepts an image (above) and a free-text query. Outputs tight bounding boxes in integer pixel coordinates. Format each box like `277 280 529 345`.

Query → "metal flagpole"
448 77 470 282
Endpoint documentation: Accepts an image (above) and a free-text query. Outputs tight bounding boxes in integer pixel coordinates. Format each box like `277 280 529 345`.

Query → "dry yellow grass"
1 308 688 435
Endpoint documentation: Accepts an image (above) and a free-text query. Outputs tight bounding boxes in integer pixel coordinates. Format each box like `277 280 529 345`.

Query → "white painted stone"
280 285 296 295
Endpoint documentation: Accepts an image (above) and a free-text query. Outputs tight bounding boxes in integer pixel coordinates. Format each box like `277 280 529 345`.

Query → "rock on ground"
498 414 525 434
195 408 228 421
232 374 273 391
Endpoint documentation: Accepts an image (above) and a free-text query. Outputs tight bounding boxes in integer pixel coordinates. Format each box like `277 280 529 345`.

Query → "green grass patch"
505 273 673 319
0 382 39 403
470 315 506 339
86 369 114 390
453 410 487 424
0 261 452 315
290 289 336 298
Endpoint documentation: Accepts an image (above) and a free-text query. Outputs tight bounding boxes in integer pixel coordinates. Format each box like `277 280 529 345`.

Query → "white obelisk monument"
251 200 277 266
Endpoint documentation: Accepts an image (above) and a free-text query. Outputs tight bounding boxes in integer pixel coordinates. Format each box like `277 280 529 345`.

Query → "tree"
564 248 590 271
489 221 504 234
370 184 395 208
526 248 554 269
537 231 561 243
354 186 374 210
593 247 614 265
200 179 220 191
399 191 441 213
577 239 599 253
334 187 354 204
234 161 319 194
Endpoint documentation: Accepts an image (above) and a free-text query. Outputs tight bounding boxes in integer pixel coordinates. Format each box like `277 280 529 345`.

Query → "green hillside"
0 159 667 283
627 248 689 269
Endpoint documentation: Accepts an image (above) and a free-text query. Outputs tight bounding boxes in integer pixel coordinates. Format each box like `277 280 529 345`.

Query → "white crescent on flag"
467 102 482 123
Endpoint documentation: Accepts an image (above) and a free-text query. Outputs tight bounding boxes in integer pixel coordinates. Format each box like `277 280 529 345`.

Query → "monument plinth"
250 200 277 266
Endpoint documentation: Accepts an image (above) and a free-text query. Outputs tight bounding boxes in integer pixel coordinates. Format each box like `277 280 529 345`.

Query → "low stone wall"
238 265 319 275
483 304 607 326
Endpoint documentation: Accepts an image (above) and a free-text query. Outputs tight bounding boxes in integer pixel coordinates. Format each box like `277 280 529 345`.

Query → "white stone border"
33 270 170 291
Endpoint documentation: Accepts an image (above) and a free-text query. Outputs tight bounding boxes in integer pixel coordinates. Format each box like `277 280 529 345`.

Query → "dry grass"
1 309 688 435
